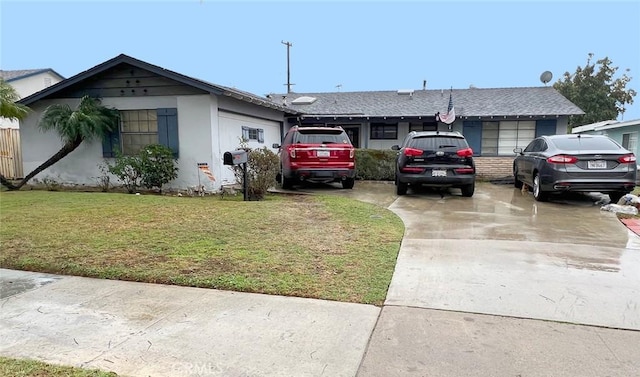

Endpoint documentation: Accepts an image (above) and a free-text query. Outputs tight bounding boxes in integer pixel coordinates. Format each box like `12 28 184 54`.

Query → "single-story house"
571 118 640 164
274 87 584 179
16 53 585 190
17 54 297 191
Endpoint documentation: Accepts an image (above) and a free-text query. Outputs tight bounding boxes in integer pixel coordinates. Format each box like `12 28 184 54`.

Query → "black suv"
392 131 476 196
273 126 356 189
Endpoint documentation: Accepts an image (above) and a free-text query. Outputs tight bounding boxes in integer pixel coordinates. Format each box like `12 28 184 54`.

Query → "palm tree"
1 95 120 190
0 78 29 120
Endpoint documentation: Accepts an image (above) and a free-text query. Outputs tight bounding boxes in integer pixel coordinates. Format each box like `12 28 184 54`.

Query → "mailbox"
223 150 248 165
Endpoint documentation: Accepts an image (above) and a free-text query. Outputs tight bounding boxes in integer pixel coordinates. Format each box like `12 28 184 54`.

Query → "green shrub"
355 149 396 181
107 152 142 194
139 144 179 191
107 144 178 194
231 145 279 201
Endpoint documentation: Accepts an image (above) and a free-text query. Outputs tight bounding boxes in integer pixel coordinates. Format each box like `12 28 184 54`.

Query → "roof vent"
397 89 414 95
291 96 317 105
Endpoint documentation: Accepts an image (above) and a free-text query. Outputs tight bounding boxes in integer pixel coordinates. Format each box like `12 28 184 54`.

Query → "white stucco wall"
217 110 281 186
1 72 63 129
19 94 285 191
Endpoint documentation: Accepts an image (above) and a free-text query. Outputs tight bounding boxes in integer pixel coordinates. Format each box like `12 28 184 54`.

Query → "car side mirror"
391 145 400 151
513 147 523 154
272 143 281 149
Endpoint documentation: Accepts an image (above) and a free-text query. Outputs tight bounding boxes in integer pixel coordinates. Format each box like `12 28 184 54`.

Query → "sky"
1 0 639 121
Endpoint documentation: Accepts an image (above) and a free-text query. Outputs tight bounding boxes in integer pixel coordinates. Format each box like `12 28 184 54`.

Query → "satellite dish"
540 71 553 85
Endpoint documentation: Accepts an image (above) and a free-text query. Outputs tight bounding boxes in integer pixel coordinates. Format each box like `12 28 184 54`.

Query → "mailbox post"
223 150 249 201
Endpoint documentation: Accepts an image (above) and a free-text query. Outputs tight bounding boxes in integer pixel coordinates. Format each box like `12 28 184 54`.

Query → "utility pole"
281 40 293 93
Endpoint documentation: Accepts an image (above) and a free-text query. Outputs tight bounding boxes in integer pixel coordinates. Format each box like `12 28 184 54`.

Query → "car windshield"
295 129 349 144
408 136 466 151
552 137 622 151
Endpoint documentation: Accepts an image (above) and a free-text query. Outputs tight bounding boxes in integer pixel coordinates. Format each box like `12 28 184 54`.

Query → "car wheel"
396 178 408 195
342 178 355 189
281 169 293 189
461 182 475 197
608 191 626 203
532 172 548 202
513 167 523 189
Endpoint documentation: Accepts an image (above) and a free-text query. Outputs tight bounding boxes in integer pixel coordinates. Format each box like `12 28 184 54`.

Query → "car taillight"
547 154 577 164
350 148 355 159
455 167 475 174
404 148 423 157
618 154 636 163
456 148 473 157
400 167 425 173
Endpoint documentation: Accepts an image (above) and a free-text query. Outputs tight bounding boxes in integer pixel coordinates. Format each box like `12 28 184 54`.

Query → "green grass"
0 190 403 305
0 357 117 377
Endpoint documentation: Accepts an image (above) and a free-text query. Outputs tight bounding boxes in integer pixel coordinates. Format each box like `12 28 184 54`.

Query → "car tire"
608 191 626 203
513 167 523 189
532 172 548 202
396 179 408 195
281 169 293 189
342 178 355 189
461 182 475 197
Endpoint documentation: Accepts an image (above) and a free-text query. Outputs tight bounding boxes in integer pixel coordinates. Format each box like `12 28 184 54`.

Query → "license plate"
588 160 607 169
317 150 330 158
432 169 447 177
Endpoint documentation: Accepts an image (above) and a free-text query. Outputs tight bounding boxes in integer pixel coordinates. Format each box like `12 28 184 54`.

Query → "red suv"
273 126 356 189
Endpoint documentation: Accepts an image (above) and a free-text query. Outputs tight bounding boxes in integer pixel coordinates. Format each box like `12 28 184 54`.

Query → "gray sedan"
513 134 637 202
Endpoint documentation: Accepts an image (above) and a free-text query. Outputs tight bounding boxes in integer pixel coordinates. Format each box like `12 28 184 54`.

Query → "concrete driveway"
309 181 640 376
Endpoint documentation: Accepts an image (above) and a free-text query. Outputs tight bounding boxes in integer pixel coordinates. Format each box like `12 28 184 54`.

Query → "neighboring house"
0 69 64 179
17 54 296 191
276 88 584 179
571 119 640 159
0 69 65 128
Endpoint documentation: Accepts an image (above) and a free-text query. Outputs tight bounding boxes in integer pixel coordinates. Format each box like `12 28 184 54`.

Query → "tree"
554 53 636 130
0 78 29 121
0 95 120 190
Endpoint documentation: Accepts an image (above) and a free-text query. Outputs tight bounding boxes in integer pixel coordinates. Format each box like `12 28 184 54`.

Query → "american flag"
437 89 456 125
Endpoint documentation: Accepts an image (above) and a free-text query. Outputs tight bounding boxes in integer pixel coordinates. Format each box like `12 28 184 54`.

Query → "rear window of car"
294 129 350 144
408 136 467 151
551 137 622 151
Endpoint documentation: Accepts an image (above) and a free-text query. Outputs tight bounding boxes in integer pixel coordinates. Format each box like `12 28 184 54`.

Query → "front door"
343 127 360 148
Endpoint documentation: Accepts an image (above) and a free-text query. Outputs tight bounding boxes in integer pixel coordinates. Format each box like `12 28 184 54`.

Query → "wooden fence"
0 128 23 179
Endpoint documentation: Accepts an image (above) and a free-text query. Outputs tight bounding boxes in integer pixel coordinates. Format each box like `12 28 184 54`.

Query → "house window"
498 121 535 154
371 123 398 139
622 132 638 151
409 121 437 132
103 108 179 158
120 110 159 155
242 126 264 143
481 121 535 155
481 122 499 155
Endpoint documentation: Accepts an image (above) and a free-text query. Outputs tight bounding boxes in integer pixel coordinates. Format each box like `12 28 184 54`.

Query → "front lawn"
0 191 403 305
0 357 117 377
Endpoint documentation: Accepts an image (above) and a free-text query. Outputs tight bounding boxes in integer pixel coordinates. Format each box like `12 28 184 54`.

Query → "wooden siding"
0 128 23 179
54 64 208 99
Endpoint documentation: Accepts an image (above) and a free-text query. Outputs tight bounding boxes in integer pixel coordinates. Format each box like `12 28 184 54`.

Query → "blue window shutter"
536 119 557 137
463 121 482 155
242 126 249 141
102 129 120 157
158 108 179 158
258 128 264 143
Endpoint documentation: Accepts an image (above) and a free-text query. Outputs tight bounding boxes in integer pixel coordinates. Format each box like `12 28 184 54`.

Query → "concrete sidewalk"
0 269 379 376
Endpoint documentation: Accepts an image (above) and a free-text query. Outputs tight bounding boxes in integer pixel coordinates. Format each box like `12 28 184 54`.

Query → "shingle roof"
274 87 584 118
0 69 64 82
